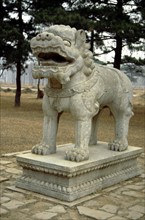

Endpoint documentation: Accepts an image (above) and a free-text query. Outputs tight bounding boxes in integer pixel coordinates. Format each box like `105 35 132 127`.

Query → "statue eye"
36 34 42 40
63 40 71 47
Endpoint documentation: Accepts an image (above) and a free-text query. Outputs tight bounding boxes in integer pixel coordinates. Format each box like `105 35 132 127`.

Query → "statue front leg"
32 113 58 155
65 119 91 162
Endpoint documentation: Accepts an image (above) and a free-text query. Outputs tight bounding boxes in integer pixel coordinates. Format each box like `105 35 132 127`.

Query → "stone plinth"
16 142 142 202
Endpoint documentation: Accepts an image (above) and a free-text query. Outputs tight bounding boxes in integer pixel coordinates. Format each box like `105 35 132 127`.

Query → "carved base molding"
16 142 142 202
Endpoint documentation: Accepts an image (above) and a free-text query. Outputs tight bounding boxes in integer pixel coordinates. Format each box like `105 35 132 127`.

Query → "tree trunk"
113 0 123 70
14 0 23 106
90 30 94 53
37 78 40 98
37 79 44 99
114 34 123 69
15 61 21 107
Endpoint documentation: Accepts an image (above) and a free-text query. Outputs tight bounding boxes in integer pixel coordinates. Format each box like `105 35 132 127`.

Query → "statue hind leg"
108 98 133 151
89 111 101 146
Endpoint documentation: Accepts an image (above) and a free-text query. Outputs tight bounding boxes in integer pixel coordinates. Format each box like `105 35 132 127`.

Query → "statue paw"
108 140 128 152
32 143 50 155
65 148 89 162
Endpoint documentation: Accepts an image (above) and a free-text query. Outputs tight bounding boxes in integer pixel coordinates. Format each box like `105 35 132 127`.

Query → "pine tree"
0 0 34 106
31 0 68 26
123 0 145 65
30 0 144 70
66 0 144 69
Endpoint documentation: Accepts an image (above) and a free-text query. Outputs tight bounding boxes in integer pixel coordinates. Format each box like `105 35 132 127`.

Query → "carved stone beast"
30 25 133 162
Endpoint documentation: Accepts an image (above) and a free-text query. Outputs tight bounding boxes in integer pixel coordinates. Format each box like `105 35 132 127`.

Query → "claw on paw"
65 148 89 162
32 144 50 155
108 140 128 152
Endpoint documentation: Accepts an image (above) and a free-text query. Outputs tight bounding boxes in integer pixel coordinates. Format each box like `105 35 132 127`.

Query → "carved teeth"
32 46 66 59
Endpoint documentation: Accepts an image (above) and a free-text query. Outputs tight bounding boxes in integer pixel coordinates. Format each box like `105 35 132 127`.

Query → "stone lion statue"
30 25 133 162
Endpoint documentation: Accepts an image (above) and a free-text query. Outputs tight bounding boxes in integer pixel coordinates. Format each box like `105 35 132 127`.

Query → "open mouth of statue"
37 51 74 66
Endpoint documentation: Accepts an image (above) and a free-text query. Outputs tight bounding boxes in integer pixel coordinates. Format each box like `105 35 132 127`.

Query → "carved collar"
45 70 99 98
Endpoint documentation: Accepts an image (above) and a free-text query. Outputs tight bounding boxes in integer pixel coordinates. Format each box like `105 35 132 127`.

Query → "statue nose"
36 32 52 41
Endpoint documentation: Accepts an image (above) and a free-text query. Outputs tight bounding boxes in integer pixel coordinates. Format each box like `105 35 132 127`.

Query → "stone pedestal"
16 142 142 202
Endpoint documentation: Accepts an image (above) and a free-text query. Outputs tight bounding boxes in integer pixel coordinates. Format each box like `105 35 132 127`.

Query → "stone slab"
6 167 22 174
0 177 9 183
2 150 31 157
16 142 142 202
2 199 25 210
129 205 145 214
33 211 57 220
0 160 12 165
7 186 101 207
0 207 9 215
77 206 114 220
100 204 118 214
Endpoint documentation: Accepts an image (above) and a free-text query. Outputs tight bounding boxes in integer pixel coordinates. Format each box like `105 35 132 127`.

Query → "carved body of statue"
30 25 133 162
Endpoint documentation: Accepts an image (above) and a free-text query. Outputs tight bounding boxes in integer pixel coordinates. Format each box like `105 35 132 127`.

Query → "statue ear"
75 29 86 46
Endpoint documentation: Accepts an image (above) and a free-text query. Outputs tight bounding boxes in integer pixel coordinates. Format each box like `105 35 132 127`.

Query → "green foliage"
68 0 145 68
1 0 145 71
1 0 34 68
31 0 67 25
122 55 145 65
0 0 35 106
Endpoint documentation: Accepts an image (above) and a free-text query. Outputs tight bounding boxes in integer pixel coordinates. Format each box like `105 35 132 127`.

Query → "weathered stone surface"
83 199 100 207
0 152 145 220
24 199 37 205
30 201 53 211
0 196 11 204
140 173 145 178
4 191 25 200
127 210 144 220
0 177 9 182
2 199 25 210
30 24 134 162
100 204 118 214
77 206 114 219
16 143 142 202
0 166 5 171
2 151 30 157
118 209 129 217
109 216 127 220
140 153 145 158
14 24 142 203
1 153 145 220
109 193 139 208
48 205 66 214
122 190 144 198
33 211 57 220
124 184 145 190
112 187 129 195
0 160 12 165
129 205 145 214
0 207 8 215
135 182 145 186
21 208 30 213
6 167 22 174
103 185 120 193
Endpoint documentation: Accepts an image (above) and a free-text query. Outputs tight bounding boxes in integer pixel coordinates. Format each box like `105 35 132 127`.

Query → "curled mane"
82 44 95 76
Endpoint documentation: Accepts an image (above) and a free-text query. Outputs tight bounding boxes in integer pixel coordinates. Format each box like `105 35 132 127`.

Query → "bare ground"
0 88 145 155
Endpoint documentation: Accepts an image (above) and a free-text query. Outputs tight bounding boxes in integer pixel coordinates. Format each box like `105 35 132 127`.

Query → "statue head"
30 25 95 84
